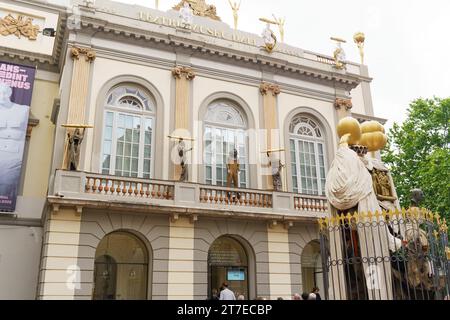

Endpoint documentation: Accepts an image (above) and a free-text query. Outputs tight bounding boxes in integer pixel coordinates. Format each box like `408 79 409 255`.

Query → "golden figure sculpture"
371 169 397 202
226 149 240 188
0 14 40 40
353 32 365 64
272 14 285 43
228 0 241 30
173 0 221 21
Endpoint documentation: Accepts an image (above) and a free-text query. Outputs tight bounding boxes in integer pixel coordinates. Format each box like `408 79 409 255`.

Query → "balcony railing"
51 170 329 219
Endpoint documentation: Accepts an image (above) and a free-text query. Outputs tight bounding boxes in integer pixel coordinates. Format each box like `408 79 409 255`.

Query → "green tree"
382 97 449 223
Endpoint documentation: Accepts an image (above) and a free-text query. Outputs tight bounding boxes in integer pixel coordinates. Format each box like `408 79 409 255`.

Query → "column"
38 207 85 299
167 216 195 300
62 47 96 170
267 223 292 300
334 98 353 120
171 66 195 180
260 82 281 190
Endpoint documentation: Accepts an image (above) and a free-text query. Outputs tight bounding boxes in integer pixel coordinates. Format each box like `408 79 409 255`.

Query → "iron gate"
318 208 450 300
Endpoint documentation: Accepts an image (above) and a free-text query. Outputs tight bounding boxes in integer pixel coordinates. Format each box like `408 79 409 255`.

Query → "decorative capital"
334 98 353 111
71 47 96 63
260 82 281 96
172 66 196 81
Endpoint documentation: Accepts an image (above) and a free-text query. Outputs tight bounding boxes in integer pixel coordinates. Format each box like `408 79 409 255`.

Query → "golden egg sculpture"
359 121 387 151
337 117 361 145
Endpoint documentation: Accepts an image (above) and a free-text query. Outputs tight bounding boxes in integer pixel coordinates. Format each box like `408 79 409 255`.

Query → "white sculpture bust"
180 2 194 28
262 23 275 46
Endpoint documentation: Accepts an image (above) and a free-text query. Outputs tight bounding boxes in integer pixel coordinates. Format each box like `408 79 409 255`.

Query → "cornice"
74 14 363 91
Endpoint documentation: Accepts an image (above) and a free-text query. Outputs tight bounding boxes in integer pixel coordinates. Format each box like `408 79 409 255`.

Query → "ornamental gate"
318 208 450 300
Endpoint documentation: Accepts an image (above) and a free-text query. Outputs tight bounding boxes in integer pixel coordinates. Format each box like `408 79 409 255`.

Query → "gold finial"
324 217 330 228
272 14 286 43
433 230 439 239
353 32 365 64
346 212 353 224
435 213 441 225
228 0 241 30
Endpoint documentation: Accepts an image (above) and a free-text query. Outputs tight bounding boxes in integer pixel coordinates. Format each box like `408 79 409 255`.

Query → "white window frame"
290 119 327 196
101 86 156 179
204 101 249 188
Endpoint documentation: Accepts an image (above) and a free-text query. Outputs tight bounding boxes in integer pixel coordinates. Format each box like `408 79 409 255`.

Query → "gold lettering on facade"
138 12 301 58
0 13 40 40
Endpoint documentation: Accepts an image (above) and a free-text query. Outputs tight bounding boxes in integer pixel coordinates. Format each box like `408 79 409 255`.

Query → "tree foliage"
382 97 449 221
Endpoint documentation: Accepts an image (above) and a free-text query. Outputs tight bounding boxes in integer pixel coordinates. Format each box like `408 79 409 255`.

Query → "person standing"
219 282 236 301
312 287 322 300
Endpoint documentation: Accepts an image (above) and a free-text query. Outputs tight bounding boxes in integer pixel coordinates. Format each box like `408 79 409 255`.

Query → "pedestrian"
301 293 309 300
210 288 219 300
219 282 236 300
312 287 322 300
292 293 301 300
237 294 245 300
308 293 317 300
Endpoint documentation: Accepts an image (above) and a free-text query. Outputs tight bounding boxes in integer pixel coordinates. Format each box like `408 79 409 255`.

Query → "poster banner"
0 61 36 212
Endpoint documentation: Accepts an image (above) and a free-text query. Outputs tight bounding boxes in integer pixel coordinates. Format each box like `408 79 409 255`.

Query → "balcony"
49 170 329 222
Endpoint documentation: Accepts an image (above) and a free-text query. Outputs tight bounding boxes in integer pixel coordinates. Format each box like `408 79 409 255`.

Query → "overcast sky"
54 0 450 129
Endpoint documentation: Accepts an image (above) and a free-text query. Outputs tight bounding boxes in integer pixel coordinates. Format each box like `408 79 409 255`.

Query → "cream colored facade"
0 0 384 300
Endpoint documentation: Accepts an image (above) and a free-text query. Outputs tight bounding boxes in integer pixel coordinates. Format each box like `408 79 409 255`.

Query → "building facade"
0 0 385 300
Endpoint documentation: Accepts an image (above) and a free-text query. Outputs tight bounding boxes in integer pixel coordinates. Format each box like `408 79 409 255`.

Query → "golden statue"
173 0 221 21
353 32 365 64
0 13 40 41
155 0 159 9
272 14 285 43
228 0 241 30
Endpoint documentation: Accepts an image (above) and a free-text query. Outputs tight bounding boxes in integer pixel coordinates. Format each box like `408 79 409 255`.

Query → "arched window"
204 101 248 187
93 232 149 300
101 85 155 178
289 116 327 195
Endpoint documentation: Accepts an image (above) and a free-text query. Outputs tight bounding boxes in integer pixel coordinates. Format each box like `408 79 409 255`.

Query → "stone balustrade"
51 170 329 220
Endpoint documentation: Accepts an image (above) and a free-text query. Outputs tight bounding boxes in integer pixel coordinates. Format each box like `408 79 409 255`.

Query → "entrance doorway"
301 240 325 297
93 231 149 300
208 236 249 299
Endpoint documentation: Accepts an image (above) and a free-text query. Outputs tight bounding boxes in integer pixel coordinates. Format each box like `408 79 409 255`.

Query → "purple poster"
0 61 36 212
